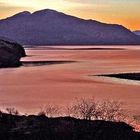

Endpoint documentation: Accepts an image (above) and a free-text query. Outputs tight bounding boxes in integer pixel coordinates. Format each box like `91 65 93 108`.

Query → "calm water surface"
0 46 140 115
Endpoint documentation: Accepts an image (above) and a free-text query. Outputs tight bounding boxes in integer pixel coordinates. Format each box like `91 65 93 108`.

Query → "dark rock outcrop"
0 113 140 140
0 39 26 68
0 9 140 45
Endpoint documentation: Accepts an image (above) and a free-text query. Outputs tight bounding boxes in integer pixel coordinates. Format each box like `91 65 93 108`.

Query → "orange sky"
0 0 140 30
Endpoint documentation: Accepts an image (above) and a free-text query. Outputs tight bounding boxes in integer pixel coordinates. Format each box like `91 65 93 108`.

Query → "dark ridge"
97 73 140 81
0 112 140 140
21 60 75 67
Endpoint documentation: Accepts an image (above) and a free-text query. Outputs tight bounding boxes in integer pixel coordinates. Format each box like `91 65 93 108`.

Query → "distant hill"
134 30 140 36
0 9 140 45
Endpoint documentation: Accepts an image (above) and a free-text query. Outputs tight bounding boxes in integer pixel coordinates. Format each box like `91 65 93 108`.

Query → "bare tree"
6 107 19 115
71 98 97 120
65 105 74 117
45 104 60 117
97 100 124 121
67 98 124 122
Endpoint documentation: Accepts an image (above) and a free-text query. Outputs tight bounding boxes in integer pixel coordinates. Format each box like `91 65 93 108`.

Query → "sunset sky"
0 0 140 30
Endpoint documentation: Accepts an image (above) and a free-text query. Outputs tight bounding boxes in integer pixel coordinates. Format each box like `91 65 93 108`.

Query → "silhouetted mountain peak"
11 11 31 18
32 9 64 17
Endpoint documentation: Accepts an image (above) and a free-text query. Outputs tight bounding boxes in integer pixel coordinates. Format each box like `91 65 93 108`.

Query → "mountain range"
0 9 140 45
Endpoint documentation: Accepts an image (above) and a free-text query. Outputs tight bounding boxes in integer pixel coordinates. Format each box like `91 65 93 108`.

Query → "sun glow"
0 0 85 10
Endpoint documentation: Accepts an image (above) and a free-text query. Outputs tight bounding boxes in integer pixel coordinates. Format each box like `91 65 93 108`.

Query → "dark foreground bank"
0 112 140 140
